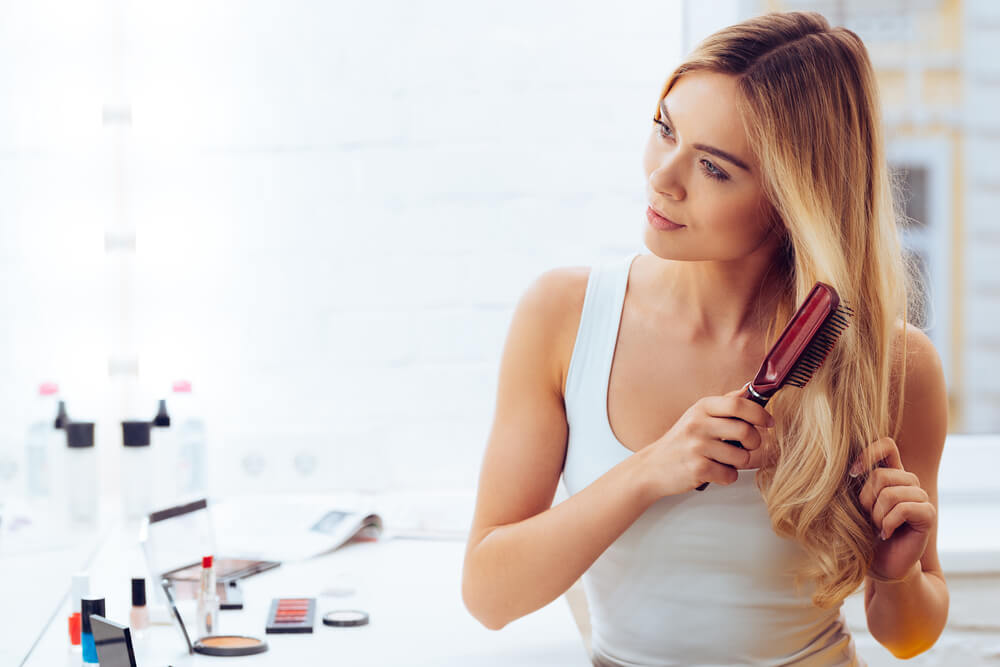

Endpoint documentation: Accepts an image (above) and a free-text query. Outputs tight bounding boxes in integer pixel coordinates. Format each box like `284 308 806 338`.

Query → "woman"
462 11 949 666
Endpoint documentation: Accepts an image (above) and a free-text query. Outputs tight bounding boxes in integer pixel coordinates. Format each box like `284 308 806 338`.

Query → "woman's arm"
465 446 658 630
461 268 658 630
858 325 950 658
461 268 771 630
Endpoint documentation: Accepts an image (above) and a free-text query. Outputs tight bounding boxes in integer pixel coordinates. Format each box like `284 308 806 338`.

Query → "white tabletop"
0 497 109 667
16 500 590 667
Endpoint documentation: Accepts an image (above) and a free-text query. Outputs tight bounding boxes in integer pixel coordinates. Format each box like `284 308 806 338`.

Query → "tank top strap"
564 252 640 411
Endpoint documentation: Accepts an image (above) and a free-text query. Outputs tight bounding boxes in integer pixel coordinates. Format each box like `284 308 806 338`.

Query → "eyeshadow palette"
265 597 316 634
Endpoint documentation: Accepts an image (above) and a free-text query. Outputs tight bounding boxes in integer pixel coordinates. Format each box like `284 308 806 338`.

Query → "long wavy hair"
654 11 924 608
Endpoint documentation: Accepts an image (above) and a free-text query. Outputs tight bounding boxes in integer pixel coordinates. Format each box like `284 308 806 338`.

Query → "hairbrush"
696 281 854 491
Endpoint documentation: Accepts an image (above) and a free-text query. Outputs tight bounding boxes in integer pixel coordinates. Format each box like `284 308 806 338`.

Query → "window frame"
887 137 954 390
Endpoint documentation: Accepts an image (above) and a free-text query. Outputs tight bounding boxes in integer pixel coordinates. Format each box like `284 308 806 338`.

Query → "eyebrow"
658 100 752 173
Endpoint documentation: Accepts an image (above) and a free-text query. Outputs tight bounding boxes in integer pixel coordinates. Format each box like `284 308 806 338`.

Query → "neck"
652 246 787 346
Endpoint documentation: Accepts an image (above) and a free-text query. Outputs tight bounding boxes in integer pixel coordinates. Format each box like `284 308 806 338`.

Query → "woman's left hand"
851 436 934 581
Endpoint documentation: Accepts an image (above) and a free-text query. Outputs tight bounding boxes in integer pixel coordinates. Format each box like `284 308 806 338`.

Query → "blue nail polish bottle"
81 597 105 664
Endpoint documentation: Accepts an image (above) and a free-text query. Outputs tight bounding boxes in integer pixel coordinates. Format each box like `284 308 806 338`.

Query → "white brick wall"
0 0 678 498
0 1 116 494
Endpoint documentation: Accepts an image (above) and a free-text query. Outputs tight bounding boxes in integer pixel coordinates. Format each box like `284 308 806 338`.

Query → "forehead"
661 72 753 165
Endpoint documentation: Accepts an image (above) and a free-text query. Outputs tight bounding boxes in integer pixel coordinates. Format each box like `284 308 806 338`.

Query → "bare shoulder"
518 265 592 396
890 321 948 466
521 265 590 317
464 265 591 544
891 321 947 415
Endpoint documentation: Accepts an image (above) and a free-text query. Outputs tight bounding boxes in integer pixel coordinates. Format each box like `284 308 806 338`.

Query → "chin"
642 227 688 260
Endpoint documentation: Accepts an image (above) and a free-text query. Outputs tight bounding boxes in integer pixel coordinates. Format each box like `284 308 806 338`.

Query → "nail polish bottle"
67 573 89 662
130 577 149 638
80 597 105 665
67 612 81 663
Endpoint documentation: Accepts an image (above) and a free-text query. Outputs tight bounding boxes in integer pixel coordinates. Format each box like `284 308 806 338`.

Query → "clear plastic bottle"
171 381 207 499
121 422 153 519
25 382 66 502
65 422 98 524
150 399 175 508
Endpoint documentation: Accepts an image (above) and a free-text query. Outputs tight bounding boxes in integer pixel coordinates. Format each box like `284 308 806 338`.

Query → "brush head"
750 282 854 397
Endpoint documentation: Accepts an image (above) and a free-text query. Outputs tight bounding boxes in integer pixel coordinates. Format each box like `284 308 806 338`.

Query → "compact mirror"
161 579 269 657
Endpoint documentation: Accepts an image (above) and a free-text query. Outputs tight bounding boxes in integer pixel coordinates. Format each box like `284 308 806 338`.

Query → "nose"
649 151 686 202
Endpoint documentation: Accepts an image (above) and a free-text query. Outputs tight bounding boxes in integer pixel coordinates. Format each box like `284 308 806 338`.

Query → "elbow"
472 610 509 632
885 635 942 660
461 567 510 631
888 646 929 661
462 587 509 631
877 626 946 660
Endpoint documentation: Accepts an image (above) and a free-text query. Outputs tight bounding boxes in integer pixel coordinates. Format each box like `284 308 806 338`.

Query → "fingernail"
848 465 860 478
880 531 888 541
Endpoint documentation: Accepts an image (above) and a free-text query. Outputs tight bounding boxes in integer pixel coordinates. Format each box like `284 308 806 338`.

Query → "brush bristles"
785 302 855 388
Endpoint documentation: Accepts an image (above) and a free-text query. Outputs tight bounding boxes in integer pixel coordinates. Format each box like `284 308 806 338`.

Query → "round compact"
322 610 370 627
193 635 269 656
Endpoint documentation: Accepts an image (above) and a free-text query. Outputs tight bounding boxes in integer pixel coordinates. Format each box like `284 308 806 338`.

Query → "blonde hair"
654 11 924 607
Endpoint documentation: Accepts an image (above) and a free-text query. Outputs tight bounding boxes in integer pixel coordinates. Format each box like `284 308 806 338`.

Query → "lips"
647 205 684 228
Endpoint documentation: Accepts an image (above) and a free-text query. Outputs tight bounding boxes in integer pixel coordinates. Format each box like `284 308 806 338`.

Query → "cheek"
702 186 770 236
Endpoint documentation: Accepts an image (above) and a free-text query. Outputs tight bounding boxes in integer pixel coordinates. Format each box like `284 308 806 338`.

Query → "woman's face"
642 71 781 262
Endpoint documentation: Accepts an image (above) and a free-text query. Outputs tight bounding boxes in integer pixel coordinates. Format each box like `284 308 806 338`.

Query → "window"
888 139 953 390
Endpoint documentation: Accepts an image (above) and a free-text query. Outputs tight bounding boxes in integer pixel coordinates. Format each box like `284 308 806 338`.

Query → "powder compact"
194 634 269 656
162 579 269 657
322 609 370 627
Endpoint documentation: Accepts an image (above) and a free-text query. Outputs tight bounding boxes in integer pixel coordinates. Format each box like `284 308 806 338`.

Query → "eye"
652 119 673 140
700 159 728 182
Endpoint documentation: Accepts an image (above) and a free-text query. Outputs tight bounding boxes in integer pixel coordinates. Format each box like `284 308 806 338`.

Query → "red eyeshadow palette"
265 598 316 634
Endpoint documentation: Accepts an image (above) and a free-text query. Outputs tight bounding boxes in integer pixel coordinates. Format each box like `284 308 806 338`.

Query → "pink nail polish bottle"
130 578 149 639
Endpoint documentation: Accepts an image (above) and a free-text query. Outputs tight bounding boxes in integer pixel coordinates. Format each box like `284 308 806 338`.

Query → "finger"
705 416 762 450
694 456 741 487
881 501 936 540
748 427 777 469
850 436 902 477
702 439 753 469
703 395 774 429
870 485 929 531
858 468 921 512
743 434 768 469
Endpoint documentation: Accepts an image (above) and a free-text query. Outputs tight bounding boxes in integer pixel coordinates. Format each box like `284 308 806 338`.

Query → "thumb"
724 383 749 398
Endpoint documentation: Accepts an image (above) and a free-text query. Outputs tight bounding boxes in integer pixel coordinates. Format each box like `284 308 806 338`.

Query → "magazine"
210 497 384 563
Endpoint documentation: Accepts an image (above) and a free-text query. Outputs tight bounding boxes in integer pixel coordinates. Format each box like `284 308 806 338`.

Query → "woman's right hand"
637 386 775 499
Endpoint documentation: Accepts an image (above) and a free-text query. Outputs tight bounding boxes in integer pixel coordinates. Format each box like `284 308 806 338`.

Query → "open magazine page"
209 489 478 560
211 494 383 562
372 489 476 540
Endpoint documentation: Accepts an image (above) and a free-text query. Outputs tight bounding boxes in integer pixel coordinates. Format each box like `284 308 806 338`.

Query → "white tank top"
562 252 865 667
